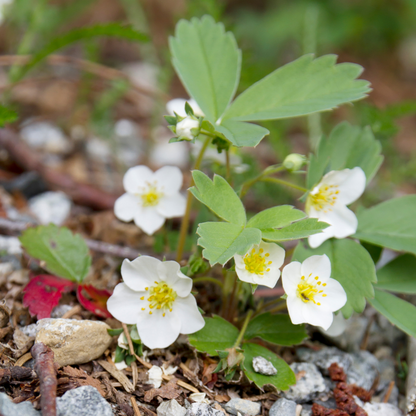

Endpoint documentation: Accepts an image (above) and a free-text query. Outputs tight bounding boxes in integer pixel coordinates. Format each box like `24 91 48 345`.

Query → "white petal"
121 256 161 291
166 98 187 116
282 261 302 297
252 270 281 288
154 166 183 195
286 296 308 325
173 296 205 334
136 310 181 349
235 265 256 285
308 226 335 248
323 167 366 205
287 296 333 329
260 241 285 270
107 283 143 324
188 98 205 117
322 313 348 337
325 205 358 238
156 193 186 218
318 278 347 312
301 255 331 283
114 193 140 222
123 165 154 194
157 261 192 297
134 207 165 235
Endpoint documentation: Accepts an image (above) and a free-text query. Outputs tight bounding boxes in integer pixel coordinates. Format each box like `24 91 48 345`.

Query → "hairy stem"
233 309 254 348
261 177 308 193
175 136 211 262
240 165 285 198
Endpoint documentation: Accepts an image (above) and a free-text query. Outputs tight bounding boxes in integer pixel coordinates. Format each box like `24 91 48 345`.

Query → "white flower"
114 165 186 235
282 255 347 330
107 256 205 349
166 98 205 117
176 116 200 141
306 167 366 248
234 241 285 288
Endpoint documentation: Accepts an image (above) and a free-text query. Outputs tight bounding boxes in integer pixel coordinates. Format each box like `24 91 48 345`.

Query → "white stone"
0 236 22 255
224 398 261 416
29 191 71 226
362 402 402 416
35 318 112 367
252 356 278 375
157 399 186 416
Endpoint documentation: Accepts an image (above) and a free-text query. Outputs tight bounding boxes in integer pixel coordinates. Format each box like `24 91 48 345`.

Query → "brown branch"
31 342 58 416
0 366 36 384
0 128 118 210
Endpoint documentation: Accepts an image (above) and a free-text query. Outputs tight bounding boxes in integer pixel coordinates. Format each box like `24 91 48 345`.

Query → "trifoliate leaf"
244 313 307 346
242 342 296 390
369 289 416 338
247 206 305 230
216 119 269 148
354 195 416 255
190 171 246 225
307 122 383 188
197 222 261 266
188 316 239 355
376 254 416 294
293 239 376 318
170 15 241 123
223 54 370 122
19 224 91 283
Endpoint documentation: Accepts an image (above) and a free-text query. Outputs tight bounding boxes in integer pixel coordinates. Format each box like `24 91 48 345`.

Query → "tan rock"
35 318 112 367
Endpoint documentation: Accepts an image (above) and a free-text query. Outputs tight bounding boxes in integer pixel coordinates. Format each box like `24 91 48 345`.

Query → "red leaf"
77 285 112 318
23 275 76 319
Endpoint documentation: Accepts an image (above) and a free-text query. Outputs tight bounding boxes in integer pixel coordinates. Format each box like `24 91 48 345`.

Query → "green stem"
175 137 211 262
255 297 284 316
268 302 287 314
260 177 308 193
192 276 224 289
233 309 253 348
225 149 231 182
239 165 285 198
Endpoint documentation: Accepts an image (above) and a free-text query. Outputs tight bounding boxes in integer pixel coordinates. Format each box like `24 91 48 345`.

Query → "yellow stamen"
306 183 340 213
139 182 163 207
243 246 273 276
144 281 177 315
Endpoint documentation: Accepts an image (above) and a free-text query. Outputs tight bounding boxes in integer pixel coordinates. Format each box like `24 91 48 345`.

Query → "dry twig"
31 342 57 416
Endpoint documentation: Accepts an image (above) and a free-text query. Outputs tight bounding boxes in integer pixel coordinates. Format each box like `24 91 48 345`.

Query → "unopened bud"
175 116 200 141
283 153 306 172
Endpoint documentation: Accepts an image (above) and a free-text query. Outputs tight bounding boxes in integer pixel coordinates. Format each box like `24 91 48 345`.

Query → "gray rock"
0 393 40 416
269 398 297 416
362 402 403 416
300 404 312 416
297 347 352 375
346 351 379 391
51 305 74 319
185 403 225 416
157 399 186 416
284 363 328 403
56 386 113 416
224 398 261 415
252 356 277 376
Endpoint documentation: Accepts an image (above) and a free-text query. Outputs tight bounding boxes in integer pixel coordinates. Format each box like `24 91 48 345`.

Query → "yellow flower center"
243 248 272 276
140 183 163 207
306 184 339 213
141 281 177 317
296 275 327 305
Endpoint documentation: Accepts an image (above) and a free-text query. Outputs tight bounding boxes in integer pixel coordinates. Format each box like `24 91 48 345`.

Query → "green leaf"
376 254 416 294
216 120 269 148
197 222 261 266
188 316 239 355
247 206 305 230
114 345 126 363
107 328 124 336
19 224 91 283
190 171 246 225
14 23 148 82
293 239 376 318
261 218 329 242
223 54 370 122
354 196 416 255
0 105 18 127
170 15 241 123
242 342 296 390
369 289 416 338
244 313 308 346
307 122 383 188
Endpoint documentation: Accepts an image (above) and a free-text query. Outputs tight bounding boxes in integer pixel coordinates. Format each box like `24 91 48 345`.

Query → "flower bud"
175 116 200 141
283 153 306 172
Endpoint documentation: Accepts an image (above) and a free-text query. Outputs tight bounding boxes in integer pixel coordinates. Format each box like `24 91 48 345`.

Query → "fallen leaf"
61 366 105 397
77 284 112 318
144 378 182 402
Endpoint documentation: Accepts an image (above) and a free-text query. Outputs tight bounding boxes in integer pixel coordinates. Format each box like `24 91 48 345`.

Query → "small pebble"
185 403 225 416
269 398 297 416
157 399 186 416
0 393 40 416
224 398 261 416
252 356 277 375
362 402 403 416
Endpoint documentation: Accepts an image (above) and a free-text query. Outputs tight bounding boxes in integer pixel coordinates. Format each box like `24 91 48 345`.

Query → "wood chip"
130 396 142 416
61 366 105 397
61 305 82 319
144 377 181 402
14 352 32 367
97 359 134 393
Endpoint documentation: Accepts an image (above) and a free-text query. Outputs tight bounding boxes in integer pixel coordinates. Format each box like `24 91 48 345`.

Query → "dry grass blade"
130 396 142 416
122 323 138 388
97 359 134 393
